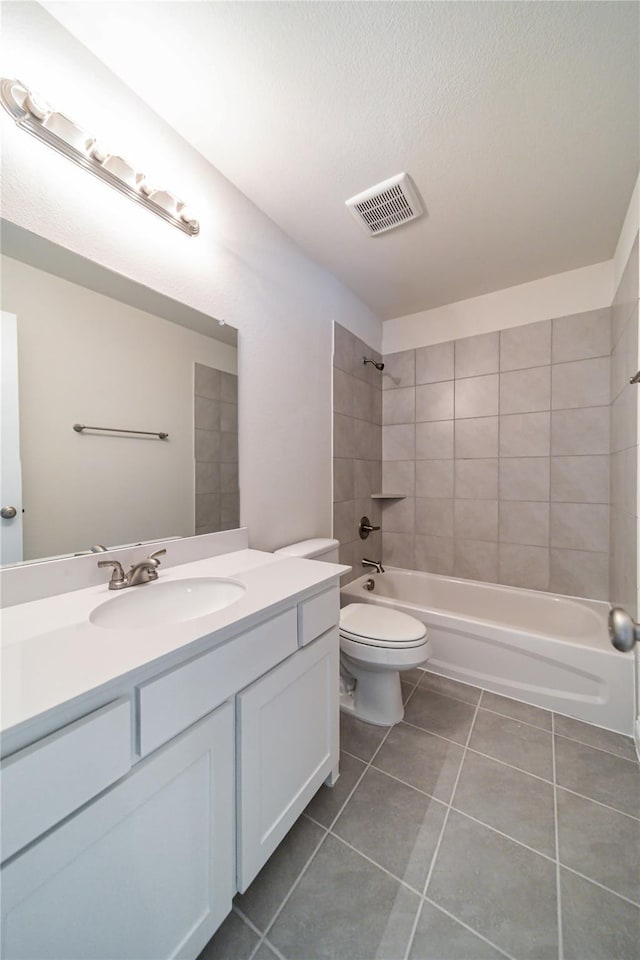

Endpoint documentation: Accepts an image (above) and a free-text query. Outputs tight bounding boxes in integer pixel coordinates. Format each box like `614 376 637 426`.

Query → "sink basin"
90 578 246 629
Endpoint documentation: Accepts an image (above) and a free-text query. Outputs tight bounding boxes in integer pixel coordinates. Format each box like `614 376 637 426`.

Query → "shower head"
363 356 385 371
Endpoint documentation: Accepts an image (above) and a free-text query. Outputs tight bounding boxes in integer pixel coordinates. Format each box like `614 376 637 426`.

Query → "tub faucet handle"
359 516 380 540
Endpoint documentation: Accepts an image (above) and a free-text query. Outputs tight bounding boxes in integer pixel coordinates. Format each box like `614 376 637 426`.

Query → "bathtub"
340 568 635 736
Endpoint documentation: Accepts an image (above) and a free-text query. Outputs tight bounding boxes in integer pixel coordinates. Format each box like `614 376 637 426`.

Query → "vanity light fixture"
0 78 199 236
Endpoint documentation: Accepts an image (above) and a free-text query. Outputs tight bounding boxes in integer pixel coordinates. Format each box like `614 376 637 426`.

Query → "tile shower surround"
333 323 383 579
194 363 239 535
381 311 612 599
199 671 640 960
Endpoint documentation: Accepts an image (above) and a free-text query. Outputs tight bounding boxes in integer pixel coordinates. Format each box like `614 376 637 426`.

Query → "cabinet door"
1 703 234 960
237 628 339 891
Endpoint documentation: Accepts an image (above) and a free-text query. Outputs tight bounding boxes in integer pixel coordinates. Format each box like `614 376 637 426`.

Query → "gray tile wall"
382 311 612 600
610 234 639 617
194 363 239 535
333 323 383 582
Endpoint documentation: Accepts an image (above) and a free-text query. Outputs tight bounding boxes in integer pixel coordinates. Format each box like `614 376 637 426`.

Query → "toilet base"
339 662 405 726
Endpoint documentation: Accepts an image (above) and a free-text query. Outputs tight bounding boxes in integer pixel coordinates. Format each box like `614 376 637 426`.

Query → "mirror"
0 220 239 566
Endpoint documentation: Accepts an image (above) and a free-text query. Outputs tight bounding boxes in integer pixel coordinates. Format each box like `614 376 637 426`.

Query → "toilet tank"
273 538 340 563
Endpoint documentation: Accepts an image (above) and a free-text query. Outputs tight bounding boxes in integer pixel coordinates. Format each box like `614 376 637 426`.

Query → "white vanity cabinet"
237 625 339 890
1 702 235 960
0 577 342 960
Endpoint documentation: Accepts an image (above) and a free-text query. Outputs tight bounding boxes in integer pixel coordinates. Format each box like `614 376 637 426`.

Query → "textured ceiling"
41 1 639 319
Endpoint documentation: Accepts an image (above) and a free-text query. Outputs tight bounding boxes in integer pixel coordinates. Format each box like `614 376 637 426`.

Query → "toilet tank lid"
274 538 340 559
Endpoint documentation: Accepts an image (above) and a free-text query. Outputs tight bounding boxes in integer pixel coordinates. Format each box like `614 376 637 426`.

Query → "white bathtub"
341 568 636 736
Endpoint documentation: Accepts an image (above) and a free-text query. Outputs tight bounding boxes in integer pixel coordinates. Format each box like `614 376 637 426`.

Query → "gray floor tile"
554 713 637 761
561 868 640 960
453 750 556 856
235 816 325 932
404 687 477 744
252 943 279 960
409 900 506 960
401 680 416 705
427 811 558 959
480 690 552 730
470 709 553 780
373 721 464 803
403 667 426 686
197 911 260 960
268 834 420 960
340 711 390 761
333 767 447 890
419 671 482 705
304 751 366 827
555 735 640 819
557 788 640 903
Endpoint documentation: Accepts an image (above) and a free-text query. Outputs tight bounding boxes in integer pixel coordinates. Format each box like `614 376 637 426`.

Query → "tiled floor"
199 669 640 960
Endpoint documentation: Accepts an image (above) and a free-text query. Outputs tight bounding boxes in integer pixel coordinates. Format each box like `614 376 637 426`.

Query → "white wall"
1 255 237 560
383 261 614 353
0 2 382 552
613 172 640 293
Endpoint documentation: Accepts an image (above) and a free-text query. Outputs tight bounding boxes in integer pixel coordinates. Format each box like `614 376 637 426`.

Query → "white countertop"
1 549 347 740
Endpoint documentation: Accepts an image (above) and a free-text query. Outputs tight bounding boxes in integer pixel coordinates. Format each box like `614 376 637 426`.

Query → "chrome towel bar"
73 423 169 440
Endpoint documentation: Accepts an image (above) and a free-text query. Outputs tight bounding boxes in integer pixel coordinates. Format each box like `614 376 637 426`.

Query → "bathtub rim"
340 566 616 656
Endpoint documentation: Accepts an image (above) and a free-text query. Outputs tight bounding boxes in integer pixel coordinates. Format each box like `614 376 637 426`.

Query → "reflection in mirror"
0 221 239 566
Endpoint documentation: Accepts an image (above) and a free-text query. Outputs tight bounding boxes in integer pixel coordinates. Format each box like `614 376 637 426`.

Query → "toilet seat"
339 603 427 649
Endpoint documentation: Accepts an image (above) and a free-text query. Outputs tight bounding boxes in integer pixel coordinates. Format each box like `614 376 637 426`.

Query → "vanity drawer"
0 698 131 863
137 607 297 757
298 587 339 647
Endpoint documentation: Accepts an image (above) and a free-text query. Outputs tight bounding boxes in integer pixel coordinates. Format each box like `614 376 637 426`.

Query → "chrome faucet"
98 549 167 590
362 558 385 574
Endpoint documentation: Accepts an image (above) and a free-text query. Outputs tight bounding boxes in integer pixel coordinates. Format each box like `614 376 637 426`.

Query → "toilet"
274 539 431 726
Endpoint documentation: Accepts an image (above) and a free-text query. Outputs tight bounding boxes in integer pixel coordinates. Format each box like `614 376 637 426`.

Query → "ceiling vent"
345 172 423 236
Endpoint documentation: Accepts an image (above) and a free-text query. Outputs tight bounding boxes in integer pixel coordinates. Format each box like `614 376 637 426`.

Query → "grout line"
416 682 483 710
403 695 483 960
464 742 554 784
365 763 449 807
325 830 424 898
421 895 518 960
552 713 564 960
446 806 556 865
477 704 553 733
261 937 288 960
559 863 640 909
553 729 639 764
233 904 267 938
256 824 330 943
248 934 287 960
401 717 471 750
554 784 640 822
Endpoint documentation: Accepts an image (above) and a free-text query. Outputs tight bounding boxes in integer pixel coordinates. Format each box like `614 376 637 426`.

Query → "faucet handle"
97 559 126 589
147 548 167 566
359 516 381 539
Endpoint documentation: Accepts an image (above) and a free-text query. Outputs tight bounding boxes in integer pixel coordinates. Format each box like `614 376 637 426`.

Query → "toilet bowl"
339 602 431 725
273 539 431 727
